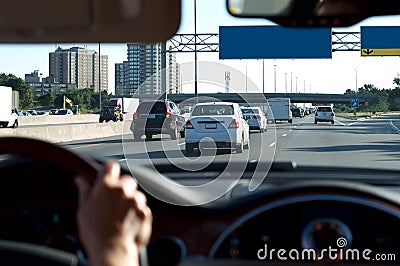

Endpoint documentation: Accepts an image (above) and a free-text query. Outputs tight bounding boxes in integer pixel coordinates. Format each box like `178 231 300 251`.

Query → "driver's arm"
75 162 152 266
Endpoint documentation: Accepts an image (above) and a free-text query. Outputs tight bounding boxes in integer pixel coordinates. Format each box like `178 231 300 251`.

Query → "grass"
335 112 383 118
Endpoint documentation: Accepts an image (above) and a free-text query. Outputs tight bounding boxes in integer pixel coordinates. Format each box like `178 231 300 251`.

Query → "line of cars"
291 105 335 124
130 99 269 154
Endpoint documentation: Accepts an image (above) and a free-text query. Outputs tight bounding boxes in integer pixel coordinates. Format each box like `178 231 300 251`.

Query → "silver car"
241 107 267 133
185 102 250 154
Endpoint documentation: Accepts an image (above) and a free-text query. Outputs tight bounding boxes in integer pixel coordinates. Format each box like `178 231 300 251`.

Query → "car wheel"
314 120 317 124
120 116 124 122
185 143 195 155
244 140 249 150
236 140 243 154
99 119 104 123
145 133 153 140
180 130 185 138
289 119 292 124
113 117 117 122
170 125 178 140
11 120 18 129
134 131 142 140
331 120 335 125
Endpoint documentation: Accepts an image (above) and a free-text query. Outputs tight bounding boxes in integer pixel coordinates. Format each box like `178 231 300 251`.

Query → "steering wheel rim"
0 137 102 182
0 136 102 266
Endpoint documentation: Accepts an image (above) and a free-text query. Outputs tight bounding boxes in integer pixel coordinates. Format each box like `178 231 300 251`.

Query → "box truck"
0 86 19 128
108 97 139 114
266 98 293 123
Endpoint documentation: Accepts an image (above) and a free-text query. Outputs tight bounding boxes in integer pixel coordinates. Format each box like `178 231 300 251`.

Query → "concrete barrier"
0 120 133 143
18 114 99 126
19 113 133 126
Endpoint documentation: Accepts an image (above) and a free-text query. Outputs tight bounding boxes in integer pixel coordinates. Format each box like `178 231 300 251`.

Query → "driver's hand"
75 161 152 266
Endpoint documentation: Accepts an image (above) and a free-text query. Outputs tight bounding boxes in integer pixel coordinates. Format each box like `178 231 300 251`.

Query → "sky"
0 0 400 95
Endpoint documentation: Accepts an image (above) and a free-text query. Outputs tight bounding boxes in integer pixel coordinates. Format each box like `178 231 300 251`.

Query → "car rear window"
137 102 167 114
242 108 259 114
317 107 333 112
192 105 234 116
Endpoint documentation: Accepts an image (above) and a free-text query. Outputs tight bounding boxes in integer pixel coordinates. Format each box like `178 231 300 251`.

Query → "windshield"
316 107 333 112
242 108 260 114
136 102 167 114
1 0 400 200
192 104 234 116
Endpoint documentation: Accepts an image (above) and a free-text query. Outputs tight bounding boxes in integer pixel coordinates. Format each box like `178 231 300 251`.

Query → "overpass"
139 93 376 105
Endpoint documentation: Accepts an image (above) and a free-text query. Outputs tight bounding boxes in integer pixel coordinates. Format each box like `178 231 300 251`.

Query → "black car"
292 108 304 118
131 100 185 140
99 106 123 123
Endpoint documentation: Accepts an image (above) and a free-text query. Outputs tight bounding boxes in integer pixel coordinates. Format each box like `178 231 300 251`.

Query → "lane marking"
282 134 287 137
334 119 347 126
178 142 185 146
67 143 101 150
289 129 293 132
268 142 276 147
390 120 400 134
118 159 127 162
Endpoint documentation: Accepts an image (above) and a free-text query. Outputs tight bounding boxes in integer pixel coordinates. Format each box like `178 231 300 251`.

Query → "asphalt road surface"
63 114 400 171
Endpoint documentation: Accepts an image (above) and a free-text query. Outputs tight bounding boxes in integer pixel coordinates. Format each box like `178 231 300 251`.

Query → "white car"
241 106 267 133
185 102 250 154
314 106 335 124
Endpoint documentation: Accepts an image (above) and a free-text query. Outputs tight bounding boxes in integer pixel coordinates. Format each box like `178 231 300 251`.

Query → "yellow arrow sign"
361 48 400 56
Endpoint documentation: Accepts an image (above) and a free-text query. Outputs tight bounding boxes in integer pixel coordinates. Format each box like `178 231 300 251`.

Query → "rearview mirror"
0 0 180 43
227 0 400 27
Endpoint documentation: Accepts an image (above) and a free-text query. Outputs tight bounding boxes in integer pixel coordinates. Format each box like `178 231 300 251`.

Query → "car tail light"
185 120 194 129
133 112 138 119
256 115 262 120
166 112 172 118
229 119 240 128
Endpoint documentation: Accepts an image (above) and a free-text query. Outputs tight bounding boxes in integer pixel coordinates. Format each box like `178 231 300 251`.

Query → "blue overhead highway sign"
361 26 400 56
219 26 332 59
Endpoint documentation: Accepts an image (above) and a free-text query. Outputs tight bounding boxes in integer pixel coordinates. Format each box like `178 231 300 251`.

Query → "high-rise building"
166 48 180 94
115 62 125 96
49 46 108 92
115 43 180 96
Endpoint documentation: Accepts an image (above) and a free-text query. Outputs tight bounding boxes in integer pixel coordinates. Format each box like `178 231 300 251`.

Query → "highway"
63 114 400 172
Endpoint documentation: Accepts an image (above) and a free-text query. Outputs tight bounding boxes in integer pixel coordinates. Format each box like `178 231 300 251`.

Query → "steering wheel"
0 137 102 266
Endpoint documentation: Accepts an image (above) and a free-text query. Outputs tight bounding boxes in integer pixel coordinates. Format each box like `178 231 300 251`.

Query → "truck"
108 97 139 114
0 86 19 128
266 98 293 124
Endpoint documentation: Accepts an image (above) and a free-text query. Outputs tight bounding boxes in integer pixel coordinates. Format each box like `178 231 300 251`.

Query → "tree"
37 93 55 107
19 86 34 109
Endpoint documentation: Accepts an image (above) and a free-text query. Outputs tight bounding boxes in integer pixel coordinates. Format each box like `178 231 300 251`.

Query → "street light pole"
245 66 248 93
194 0 198 101
285 72 287 94
355 68 358 93
262 59 265 93
273 64 277 93
290 72 293 93
98 43 101 111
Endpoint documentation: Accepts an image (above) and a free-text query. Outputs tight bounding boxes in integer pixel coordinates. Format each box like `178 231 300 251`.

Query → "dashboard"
1 157 400 265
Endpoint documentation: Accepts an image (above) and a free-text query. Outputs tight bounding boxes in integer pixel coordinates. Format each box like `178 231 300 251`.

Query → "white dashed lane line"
390 120 400 134
268 142 276 147
282 134 287 137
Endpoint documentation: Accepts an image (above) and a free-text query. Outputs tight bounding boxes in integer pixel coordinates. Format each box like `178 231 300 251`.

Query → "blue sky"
0 0 400 95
